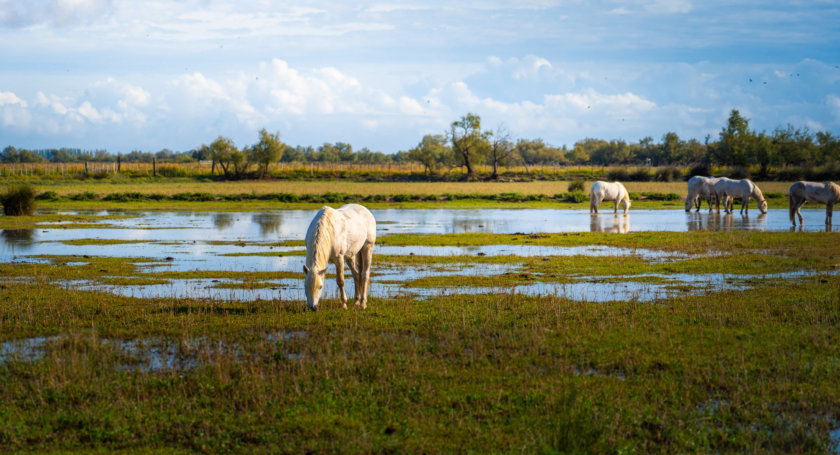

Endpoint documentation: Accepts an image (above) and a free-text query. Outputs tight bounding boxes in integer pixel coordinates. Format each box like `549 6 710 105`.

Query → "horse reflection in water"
686 211 767 231
590 214 630 233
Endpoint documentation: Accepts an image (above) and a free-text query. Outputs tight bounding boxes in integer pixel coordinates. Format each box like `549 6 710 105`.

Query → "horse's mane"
308 206 339 270
828 181 840 202
751 182 765 201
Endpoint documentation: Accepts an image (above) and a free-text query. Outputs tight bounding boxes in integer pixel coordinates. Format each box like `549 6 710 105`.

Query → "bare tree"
486 125 516 180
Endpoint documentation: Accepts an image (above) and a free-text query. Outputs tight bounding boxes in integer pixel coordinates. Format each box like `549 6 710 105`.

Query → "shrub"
1 184 37 216
606 169 630 181
90 169 111 180
69 191 99 201
774 167 805 182
555 192 587 203
35 191 59 201
171 192 215 202
567 180 585 193
498 192 524 202
726 167 750 179
103 192 145 202
654 167 682 182
629 168 652 182
688 164 711 178
640 192 681 201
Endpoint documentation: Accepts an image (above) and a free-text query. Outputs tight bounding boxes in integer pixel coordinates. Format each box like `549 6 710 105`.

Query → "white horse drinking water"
303 204 376 311
685 176 721 212
589 181 631 214
788 181 840 226
713 178 767 214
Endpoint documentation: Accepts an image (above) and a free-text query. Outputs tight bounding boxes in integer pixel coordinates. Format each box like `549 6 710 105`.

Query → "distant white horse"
714 178 767 214
788 181 840 226
685 176 721 212
590 181 631 214
303 204 376 311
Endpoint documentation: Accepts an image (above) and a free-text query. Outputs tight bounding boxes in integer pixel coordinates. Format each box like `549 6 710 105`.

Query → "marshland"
1 172 840 453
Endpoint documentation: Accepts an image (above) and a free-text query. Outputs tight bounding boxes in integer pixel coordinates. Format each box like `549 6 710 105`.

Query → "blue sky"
1 0 839 154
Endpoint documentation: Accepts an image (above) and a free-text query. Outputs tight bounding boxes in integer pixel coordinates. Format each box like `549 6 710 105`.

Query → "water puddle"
0 331 308 371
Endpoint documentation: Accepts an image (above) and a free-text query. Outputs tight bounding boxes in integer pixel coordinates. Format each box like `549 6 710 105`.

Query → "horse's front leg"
614 199 619 214
334 260 348 309
741 196 748 214
826 203 834 225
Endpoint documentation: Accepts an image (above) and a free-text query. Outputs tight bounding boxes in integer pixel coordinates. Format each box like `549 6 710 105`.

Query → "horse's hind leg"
335 260 348 309
347 255 361 305
358 244 374 309
796 200 806 225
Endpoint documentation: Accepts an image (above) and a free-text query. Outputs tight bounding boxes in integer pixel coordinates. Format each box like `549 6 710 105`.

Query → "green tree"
661 132 684 164
408 134 452 175
773 124 815 167
515 139 563 170
714 109 755 166
450 113 490 180
209 136 239 179
816 131 840 162
248 129 286 178
752 132 776 178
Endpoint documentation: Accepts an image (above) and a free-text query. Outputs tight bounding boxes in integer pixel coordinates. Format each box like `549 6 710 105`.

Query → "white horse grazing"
714 178 767 214
589 181 631 214
789 181 840 226
685 176 722 212
303 204 376 311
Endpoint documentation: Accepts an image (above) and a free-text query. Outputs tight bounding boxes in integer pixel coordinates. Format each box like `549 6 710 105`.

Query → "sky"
1 0 839 154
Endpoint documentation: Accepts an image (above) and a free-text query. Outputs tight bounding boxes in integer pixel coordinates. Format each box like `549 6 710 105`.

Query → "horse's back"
338 204 376 245
591 181 624 200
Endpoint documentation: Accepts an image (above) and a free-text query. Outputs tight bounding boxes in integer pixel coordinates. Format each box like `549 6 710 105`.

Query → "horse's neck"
309 213 341 268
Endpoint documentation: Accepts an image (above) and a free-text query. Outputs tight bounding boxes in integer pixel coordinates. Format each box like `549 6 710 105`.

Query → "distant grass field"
0 179 799 211
23 179 796 197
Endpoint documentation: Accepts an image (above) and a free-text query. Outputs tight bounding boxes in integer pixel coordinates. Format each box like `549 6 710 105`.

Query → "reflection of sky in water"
1 208 838 304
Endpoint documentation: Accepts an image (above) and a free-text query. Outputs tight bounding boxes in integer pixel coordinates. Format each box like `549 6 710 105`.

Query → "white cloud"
0 91 26 107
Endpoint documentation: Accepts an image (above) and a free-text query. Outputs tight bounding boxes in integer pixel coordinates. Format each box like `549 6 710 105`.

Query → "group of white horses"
302 178 840 311
685 176 840 226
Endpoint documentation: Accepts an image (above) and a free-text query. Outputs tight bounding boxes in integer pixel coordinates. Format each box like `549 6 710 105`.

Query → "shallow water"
0 332 307 370
1 208 836 304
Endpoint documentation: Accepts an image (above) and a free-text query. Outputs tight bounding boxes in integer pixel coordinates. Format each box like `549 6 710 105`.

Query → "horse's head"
758 199 768 214
303 264 327 311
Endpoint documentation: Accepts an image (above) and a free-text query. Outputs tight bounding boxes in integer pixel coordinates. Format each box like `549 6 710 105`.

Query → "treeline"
3 110 839 181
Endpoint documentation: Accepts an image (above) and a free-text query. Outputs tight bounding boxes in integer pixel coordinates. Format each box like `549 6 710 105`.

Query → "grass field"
1 226 840 453
1 179 838 452
1 178 800 212
22 179 796 197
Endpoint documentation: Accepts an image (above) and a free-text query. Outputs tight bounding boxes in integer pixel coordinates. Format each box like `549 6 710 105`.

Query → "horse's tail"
788 183 800 222
830 181 840 203
789 197 796 223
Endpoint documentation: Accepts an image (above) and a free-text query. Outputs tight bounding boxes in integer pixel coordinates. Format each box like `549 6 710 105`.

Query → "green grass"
0 278 839 452
1 230 840 452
